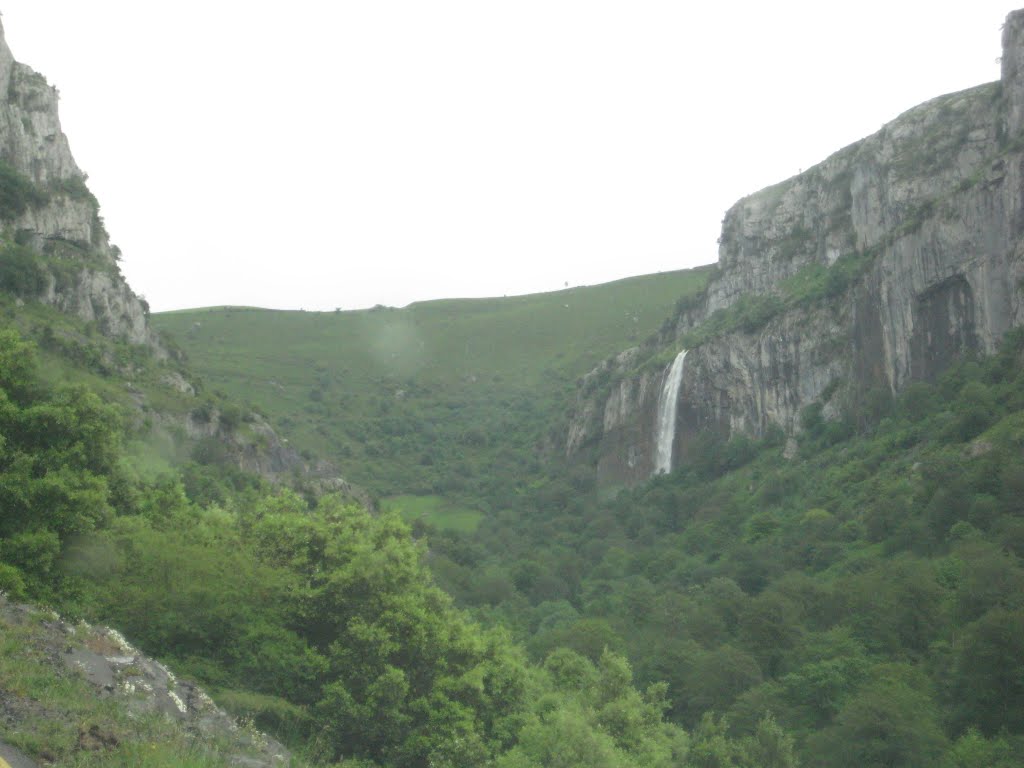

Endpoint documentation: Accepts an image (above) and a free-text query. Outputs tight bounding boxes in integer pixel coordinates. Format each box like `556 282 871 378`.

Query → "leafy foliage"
0 241 47 297
0 324 705 767
0 159 48 220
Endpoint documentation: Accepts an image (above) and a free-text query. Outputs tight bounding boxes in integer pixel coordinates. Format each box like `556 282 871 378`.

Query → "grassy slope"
153 267 712 497
381 494 484 532
0 296 267 488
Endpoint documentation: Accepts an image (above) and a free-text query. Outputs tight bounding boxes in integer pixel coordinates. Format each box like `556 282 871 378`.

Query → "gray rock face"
0 595 291 767
1004 10 1024 139
0 20 361 494
42 268 158 347
174 407 369 504
567 9 1024 487
0 19 163 354
0 27 81 187
597 367 663 488
184 410 307 476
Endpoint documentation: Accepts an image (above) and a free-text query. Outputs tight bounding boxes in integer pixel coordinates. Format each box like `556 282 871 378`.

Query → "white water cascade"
652 349 688 475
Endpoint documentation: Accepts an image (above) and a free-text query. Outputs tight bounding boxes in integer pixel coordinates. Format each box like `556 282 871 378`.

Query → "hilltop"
153 268 710 509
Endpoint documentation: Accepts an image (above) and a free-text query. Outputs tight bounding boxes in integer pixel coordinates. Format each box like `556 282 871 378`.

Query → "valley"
1 8 1024 768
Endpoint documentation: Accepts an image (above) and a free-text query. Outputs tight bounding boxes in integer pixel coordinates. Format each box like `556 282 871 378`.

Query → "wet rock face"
596 368 662 485
567 10 1024 488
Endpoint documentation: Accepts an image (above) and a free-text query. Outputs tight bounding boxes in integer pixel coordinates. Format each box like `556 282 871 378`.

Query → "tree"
738 593 802 677
951 608 1024 735
741 713 799 768
942 728 1017 768
839 557 946 657
676 645 763 727
806 676 946 768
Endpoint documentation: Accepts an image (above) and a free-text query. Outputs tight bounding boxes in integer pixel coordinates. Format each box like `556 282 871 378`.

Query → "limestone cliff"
568 10 1024 488
0 18 162 350
0 20 361 498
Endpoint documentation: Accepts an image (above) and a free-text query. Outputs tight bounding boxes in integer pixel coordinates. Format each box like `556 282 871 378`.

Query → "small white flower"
105 628 139 655
167 690 187 714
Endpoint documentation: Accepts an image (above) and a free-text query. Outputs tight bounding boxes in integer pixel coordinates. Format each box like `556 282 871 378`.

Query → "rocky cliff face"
0 19 163 351
0 29 80 186
568 10 1024 488
0 20 362 497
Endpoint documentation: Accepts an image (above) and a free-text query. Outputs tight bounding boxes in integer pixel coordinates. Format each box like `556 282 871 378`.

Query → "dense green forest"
0 309 796 767
415 334 1024 767
152 265 1024 767
5 269 1024 765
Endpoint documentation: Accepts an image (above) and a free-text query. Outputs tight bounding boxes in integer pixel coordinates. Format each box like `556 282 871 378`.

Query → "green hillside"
153 267 712 499
419 333 1024 767
0 316 758 768
7 233 1024 766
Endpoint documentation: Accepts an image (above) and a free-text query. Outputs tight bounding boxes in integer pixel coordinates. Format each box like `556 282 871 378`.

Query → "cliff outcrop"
568 10 1024 488
0 19 163 352
0 595 291 767
0 20 361 496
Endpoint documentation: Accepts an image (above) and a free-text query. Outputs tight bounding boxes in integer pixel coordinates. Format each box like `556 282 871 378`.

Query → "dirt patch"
76 724 120 752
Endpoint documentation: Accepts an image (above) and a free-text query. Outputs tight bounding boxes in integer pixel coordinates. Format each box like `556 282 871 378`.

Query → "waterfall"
652 349 688 475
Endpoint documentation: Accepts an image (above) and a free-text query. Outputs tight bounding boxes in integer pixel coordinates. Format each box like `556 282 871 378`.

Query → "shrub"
0 161 48 220
0 243 46 296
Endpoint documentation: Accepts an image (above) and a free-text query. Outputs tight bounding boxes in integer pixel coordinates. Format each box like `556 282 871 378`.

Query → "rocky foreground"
0 594 290 767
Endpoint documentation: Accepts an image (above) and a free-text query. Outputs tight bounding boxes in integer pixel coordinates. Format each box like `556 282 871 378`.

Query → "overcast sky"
0 2 1016 311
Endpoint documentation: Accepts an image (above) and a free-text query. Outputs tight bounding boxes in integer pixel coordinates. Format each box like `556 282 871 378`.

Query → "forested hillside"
0 314 787 767
150 253 1024 767
8 281 1024 767
422 333 1024 766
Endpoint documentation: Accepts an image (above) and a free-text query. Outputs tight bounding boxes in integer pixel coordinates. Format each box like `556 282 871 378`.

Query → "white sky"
0 2 1016 311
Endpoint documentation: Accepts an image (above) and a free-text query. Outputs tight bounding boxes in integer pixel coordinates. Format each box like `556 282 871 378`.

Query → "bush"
0 161 48 220
49 174 97 205
0 243 46 297
0 562 27 599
